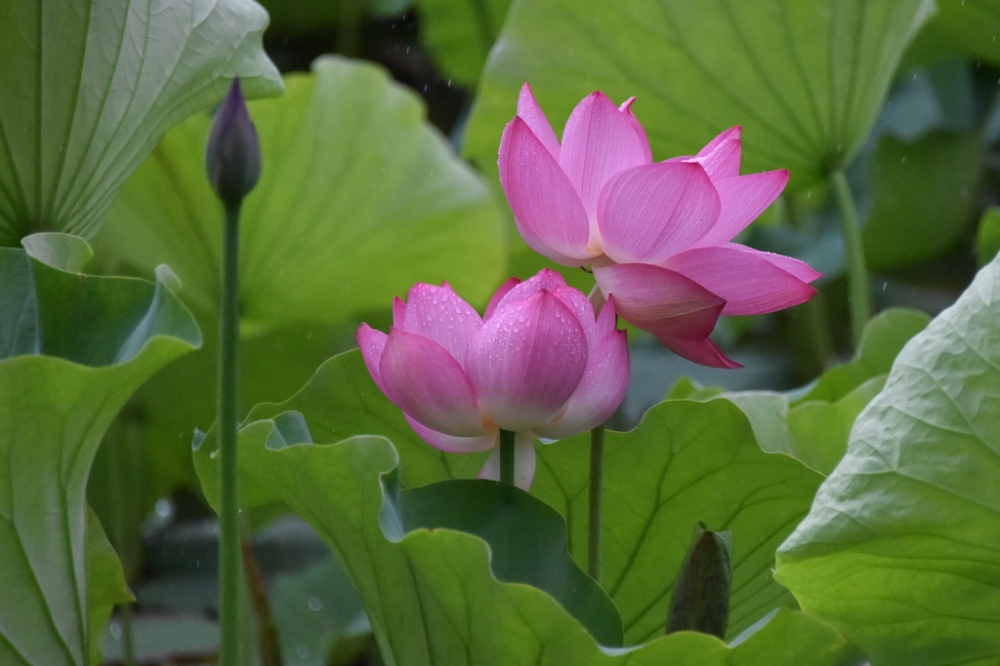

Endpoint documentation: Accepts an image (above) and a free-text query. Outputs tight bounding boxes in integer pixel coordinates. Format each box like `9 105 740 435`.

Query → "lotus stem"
831 170 870 346
219 201 242 666
499 429 516 486
588 423 605 583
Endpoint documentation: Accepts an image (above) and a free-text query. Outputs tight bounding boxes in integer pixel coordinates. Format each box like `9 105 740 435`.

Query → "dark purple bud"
205 79 261 206
666 523 732 639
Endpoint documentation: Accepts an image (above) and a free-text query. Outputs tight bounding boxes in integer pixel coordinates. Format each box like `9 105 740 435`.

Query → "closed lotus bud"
666 523 732 639
205 79 261 206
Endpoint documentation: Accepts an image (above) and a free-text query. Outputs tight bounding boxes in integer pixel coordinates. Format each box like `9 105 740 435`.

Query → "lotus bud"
205 79 260 206
666 523 732 639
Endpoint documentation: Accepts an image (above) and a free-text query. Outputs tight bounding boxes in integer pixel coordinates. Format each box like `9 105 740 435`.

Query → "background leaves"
464 0 934 189
0 0 283 245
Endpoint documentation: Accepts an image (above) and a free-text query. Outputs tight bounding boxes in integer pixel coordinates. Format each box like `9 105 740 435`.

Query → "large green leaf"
0 0 282 245
195 349 826 645
195 420 860 664
531 400 824 643
464 0 933 189
776 254 1000 666
97 55 505 328
0 234 200 665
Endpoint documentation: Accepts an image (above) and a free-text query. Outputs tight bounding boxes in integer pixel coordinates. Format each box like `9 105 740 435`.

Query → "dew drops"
308 596 323 611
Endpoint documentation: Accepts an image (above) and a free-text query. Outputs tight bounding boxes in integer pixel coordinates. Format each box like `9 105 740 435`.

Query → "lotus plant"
357 269 629 490
499 84 821 368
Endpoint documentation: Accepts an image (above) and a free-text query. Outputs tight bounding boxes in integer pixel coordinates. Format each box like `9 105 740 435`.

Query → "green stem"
831 170 870 347
219 202 242 666
499 429 516 486
588 424 605 583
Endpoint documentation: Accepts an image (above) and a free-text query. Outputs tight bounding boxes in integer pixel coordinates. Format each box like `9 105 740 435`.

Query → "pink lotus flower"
498 84 820 368
357 269 629 489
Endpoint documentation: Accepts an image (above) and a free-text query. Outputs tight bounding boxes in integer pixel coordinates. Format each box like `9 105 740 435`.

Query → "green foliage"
862 131 981 271
0 0 282 245
0 235 200 665
195 350 826 645
975 206 1000 267
684 308 931 476
98 55 505 327
90 55 507 536
417 0 512 85
464 0 934 189
85 509 133 666
194 415 859 664
532 400 823 643
776 254 1000 666
904 0 1000 68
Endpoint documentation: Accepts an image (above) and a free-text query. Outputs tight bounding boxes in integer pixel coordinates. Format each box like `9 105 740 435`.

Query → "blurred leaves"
99 55 505 327
863 131 981 271
417 0 512 86
0 0 282 245
90 55 506 539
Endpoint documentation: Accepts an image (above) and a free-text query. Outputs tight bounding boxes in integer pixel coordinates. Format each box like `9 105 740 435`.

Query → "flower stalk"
206 79 260 666
499 429 516 486
831 170 869 346
218 201 242 666
588 423 605 582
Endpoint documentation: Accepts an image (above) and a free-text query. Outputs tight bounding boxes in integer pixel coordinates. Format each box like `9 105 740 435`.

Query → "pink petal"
697 127 741 160
594 293 618 336
517 83 560 160
694 170 789 247
619 97 653 163
658 336 742 369
357 324 389 394
484 277 521 321
489 268 566 314
466 291 588 430
379 328 486 437
726 244 822 283
397 283 482 362
691 137 741 180
392 297 406 325
560 92 651 219
549 284 598 343
598 162 721 264
593 263 725 340
534 329 629 438
405 415 497 453
477 432 537 490
499 118 592 266
665 246 818 315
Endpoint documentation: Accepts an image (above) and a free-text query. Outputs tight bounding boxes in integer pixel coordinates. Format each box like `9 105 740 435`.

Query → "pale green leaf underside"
776 254 1000 666
464 0 933 189
0 238 199 665
97 55 506 328
0 0 283 245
